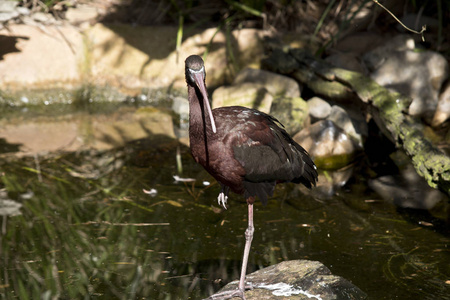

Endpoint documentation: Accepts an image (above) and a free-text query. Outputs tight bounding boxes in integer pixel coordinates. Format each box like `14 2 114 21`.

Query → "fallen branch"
263 48 450 195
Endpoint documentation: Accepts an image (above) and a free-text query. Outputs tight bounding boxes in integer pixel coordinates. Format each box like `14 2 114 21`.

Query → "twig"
372 0 426 41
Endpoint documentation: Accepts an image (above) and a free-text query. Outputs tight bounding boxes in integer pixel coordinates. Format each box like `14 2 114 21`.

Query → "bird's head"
185 55 217 133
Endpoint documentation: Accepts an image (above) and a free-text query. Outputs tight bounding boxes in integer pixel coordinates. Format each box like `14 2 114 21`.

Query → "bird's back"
208 106 317 204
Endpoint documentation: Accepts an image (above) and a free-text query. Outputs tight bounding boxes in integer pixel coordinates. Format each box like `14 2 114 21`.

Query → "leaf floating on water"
166 200 183 207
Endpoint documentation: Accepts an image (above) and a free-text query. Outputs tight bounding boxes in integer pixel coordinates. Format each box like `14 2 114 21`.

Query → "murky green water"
0 100 449 299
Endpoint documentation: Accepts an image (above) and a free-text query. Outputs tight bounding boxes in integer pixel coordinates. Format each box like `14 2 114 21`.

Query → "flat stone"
0 24 84 90
210 260 367 299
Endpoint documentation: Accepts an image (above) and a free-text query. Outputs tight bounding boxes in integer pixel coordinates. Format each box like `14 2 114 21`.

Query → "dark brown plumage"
185 54 317 300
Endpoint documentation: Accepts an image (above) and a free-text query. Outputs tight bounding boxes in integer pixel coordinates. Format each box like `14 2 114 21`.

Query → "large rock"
0 22 268 93
0 24 84 89
209 260 367 300
363 35 449 121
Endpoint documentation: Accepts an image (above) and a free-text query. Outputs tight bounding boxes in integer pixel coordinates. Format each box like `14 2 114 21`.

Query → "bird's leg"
238 202 254 293
203 202 254 300
217 184 229 209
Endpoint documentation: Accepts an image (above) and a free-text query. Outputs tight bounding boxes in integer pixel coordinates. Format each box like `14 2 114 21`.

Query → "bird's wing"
228 112 307 183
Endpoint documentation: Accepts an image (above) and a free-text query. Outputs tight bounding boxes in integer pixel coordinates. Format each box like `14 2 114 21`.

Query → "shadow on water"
0 105 449 299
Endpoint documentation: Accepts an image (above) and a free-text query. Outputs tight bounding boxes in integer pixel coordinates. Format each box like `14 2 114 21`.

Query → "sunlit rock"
212 260 367 299
0 24 84 90
328 105 366 148
212 82 273 113
234 68 301 98
293 120 357 170
363 35 449 122
307 96 331 120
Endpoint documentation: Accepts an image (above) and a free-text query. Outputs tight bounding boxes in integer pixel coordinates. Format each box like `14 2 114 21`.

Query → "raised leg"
217 184 229 209
203 203 254 300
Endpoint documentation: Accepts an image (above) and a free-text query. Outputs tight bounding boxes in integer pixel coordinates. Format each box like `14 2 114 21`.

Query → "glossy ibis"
185 55 318 300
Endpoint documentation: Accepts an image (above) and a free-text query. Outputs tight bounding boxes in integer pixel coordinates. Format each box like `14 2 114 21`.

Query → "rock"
234 68 301 98
0 24 84 90
325 52 366 74
369 163 448 210
293 120 357 170
211 260 367 300
307 97 331 120
328 105 365 148
0 22 268 93
314 167 354 198
212 82 273 113
270 96 309 134
431 81 450 127
65 4 100 26
363 35 449 121
87 24 267 91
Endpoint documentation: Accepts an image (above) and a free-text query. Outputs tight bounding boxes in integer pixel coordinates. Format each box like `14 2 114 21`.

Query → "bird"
185 54 318 300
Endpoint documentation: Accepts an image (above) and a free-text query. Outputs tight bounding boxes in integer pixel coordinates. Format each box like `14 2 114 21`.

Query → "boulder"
209 260 367 300
363 35 449 121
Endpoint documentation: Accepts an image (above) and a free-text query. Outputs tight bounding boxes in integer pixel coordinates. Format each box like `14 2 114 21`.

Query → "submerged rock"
210 260 367 300
369 163 448 210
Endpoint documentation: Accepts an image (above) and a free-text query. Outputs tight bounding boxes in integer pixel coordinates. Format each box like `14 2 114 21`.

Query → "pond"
0 96 449 300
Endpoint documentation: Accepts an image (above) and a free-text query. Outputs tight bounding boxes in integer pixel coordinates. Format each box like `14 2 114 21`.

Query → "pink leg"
203 203 254 300
238 203 254 292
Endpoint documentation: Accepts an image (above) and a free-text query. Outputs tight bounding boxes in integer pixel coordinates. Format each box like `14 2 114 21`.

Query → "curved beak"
192 72 217 133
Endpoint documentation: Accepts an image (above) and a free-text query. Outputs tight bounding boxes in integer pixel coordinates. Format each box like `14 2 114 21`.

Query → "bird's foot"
203 285 252 300
217 191 228 209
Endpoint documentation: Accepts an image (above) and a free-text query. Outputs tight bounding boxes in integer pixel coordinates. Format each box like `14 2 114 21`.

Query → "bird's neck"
188 85 210 138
